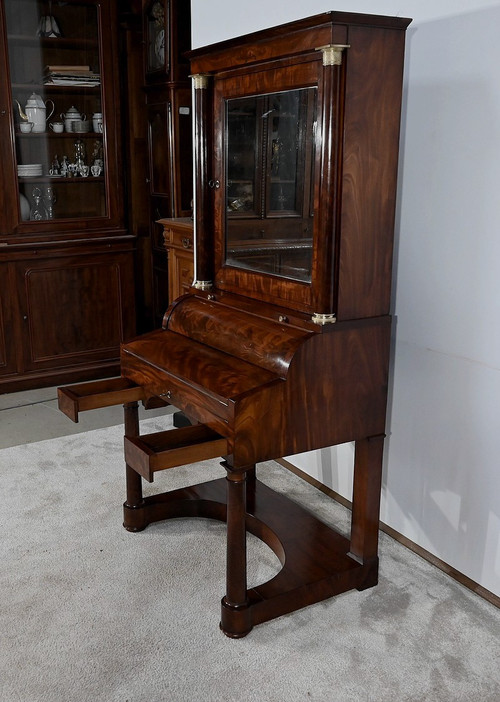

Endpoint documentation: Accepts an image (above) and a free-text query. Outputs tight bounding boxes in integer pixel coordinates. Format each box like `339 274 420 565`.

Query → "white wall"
190 0 500 597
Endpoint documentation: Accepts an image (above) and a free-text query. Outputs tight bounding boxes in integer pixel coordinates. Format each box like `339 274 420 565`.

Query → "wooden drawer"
121 357 234 436
161 220 194 251
124 424 228 482
120 329 281 440
58 377 146 422
171 228 193 251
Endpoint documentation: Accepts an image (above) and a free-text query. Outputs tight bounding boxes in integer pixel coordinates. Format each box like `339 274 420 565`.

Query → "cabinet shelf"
18 176 104 183
12 83 100 92
16 131 103 138
7 35 98 50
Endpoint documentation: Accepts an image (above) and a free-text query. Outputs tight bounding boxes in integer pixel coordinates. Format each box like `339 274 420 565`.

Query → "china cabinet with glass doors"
0 0 135 392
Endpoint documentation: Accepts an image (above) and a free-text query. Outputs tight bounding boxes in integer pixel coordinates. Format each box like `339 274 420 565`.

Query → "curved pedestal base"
123 476 378 637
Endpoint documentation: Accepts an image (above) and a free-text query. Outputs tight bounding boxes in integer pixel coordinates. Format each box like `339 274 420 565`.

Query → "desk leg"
123 401 145 531
221 463 252 638
350 435 385 589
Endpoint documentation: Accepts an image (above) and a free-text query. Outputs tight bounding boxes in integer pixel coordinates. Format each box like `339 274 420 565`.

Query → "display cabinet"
140 0 192 328
0 0 135 391
58 12 411 637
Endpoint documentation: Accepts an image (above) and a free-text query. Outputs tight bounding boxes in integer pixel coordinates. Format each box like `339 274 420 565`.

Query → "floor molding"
277 458 500 610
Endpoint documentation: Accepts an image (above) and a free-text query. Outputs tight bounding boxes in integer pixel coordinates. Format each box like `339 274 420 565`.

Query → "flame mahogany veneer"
58 11 411 637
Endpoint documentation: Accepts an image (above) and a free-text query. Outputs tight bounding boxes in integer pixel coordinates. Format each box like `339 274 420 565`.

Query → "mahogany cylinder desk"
58 11 411 637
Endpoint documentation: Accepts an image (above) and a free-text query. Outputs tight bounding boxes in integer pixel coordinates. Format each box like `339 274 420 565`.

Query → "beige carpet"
1 416 499 702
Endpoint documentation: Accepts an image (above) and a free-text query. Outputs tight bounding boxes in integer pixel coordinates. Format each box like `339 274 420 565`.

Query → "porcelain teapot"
60 106 86 132
15 93 55 133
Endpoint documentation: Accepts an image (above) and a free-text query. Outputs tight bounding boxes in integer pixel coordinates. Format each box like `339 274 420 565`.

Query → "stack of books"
43 65 100 87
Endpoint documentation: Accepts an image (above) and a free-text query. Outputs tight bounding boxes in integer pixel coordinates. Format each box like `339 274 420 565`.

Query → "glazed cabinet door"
0 0 123 236
13 246 135 374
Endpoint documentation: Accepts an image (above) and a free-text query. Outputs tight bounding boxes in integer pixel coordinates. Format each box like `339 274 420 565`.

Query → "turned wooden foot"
122 401 146 532
220 461 253 638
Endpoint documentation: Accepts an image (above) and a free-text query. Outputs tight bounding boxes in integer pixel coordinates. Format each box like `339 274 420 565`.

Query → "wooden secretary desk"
58 11 411 637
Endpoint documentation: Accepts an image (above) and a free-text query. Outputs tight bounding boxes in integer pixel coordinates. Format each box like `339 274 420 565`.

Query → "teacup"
49 122 64 133
20 122 34 133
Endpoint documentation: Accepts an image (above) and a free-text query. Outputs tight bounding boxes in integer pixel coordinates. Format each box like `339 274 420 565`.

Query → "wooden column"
123 401 145 532
191 72 214 289
311 43 348 324
220 463 252 637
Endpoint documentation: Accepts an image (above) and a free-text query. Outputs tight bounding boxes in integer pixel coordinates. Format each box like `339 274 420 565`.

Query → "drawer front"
151 376 233 437
121 355 234 436
163 225 194 251
172 228 193 251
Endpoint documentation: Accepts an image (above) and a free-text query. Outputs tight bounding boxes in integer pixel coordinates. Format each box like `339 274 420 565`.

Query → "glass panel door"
5 0 106 222
225 87 316 283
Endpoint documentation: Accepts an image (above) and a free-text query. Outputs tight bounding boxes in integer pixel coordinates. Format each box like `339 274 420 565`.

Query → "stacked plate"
17 164 43 177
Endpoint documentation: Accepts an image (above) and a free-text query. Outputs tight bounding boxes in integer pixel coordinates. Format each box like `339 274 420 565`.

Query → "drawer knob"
182 237 192 249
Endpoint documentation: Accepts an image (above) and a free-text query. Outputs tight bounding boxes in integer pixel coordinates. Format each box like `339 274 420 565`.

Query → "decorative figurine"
60 155 68 177
30 187 48 220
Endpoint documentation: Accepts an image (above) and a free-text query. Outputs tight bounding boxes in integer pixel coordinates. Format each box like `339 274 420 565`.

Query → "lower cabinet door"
15 246 135 373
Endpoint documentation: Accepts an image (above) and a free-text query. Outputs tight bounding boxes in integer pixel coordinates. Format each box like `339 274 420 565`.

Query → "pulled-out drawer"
124 424 228 482
58 377 146 422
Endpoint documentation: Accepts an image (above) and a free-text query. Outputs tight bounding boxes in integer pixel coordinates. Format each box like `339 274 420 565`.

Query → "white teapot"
60 106 86 133
15 93 55 133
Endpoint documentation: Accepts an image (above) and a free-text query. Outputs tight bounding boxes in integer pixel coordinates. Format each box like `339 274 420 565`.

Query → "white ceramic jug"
16 93 55 133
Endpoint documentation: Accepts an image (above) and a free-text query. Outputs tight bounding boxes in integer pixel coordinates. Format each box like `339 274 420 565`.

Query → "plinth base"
123 476 378 637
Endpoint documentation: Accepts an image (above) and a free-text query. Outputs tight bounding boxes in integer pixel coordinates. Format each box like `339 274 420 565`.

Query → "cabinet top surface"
188 10 411 63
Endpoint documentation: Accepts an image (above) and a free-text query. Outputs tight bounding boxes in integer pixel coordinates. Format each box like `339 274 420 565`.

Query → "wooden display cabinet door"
14 248 135 373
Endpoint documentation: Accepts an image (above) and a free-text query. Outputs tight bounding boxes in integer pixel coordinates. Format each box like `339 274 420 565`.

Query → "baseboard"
277 458 500 609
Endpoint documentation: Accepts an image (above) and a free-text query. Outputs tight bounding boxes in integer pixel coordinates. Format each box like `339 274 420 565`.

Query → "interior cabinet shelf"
12 83 100 91
18 176 104 183
7 34 98 49
16 131 102 137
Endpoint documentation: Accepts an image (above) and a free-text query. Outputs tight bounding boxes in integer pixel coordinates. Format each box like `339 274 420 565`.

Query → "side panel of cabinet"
14 247 135 373
169 248 194 302
151 216 170 326
336 26 407 320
